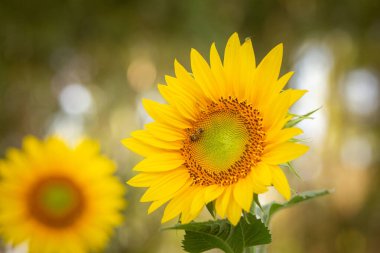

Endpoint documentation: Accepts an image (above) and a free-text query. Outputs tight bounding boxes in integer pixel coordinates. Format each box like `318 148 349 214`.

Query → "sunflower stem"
245 245 256 253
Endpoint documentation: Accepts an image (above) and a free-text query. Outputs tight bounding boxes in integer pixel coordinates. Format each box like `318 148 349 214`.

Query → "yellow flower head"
0 136 126 253
124 33 309 225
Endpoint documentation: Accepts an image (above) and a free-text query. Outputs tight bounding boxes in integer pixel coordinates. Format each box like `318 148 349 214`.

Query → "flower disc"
27 176 85 228
124 33 309 225
182 97 265 186
191 111 249 172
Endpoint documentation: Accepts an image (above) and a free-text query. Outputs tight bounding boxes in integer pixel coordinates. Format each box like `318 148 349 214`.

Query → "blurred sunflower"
0 136 125 253
124 33 308 225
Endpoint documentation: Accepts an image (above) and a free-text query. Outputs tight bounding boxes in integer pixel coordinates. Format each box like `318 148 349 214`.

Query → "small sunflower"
0 136 125 253
124 33 308 225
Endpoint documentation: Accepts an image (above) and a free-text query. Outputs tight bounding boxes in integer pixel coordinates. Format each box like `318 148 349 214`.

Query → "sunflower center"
182 97 265 186
192 112 249 172
28 176 85 228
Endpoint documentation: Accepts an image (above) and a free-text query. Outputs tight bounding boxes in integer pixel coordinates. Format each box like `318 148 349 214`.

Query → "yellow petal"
267 115 294 138
271 166 291 200
240 38 256 69
45 136 67 151
263 142 309 165
252 182 268 194
264 89 306 133
161 184 192 223
133 153 184 172
275 71 294 93
215 186 232 218
210 43 226 97
251 163 272 186
127 172 164 187
121 138 166 157
165 74 208 111
165 75 187 94
286 89 308 107
191 49 219 101
178 186 204 224
248 170 269 194
233 176 253 212
250 43 283 107
262 89 291 130
181 209 196 224
162 197 184 223
145 122 185 142
226 196 242 225
239 38 256 100
140 168 189 202
190 188 206 216
181 187 203 224
224 33 241 97
265 127 303 147
143 99 192 129
158 84 198 121
173 60 206 101
204 184 224 203
148 197 171 214
76 139 99 153
23 135 44 161
131 130 183 150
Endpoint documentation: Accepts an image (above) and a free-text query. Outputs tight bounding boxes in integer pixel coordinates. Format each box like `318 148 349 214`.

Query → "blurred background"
0 0 379 252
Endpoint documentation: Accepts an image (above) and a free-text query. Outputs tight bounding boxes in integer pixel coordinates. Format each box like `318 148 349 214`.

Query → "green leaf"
254 194 264 213
262 189 332 225
285 107 321 128
168 220 233 253
241 213 272 247
226 224 244 253
183 230 234 253
166 214 271 253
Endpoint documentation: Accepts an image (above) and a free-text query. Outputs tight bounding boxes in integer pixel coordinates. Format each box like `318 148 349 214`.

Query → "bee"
190 128 204 142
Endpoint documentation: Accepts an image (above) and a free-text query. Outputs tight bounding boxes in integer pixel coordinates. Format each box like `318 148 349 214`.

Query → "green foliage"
258 189 332 225
167 190 331 252
167 213 271 253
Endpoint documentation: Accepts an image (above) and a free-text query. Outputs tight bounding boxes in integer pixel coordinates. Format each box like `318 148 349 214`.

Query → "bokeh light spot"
59 84 92 115
343 69 379 116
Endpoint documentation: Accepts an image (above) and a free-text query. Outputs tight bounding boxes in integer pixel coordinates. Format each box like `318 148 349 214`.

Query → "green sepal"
281 162 302 180
285 107 321 128
206 202 216 219
254 194 264 213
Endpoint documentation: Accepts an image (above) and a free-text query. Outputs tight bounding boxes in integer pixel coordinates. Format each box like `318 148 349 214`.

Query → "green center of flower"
40 182 78 216
192 112 249 172
28 176 85 228
182 97 265 186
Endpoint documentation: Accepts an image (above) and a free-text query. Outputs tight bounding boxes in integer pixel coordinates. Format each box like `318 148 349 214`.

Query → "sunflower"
124 33 308 225
0 136 125 253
